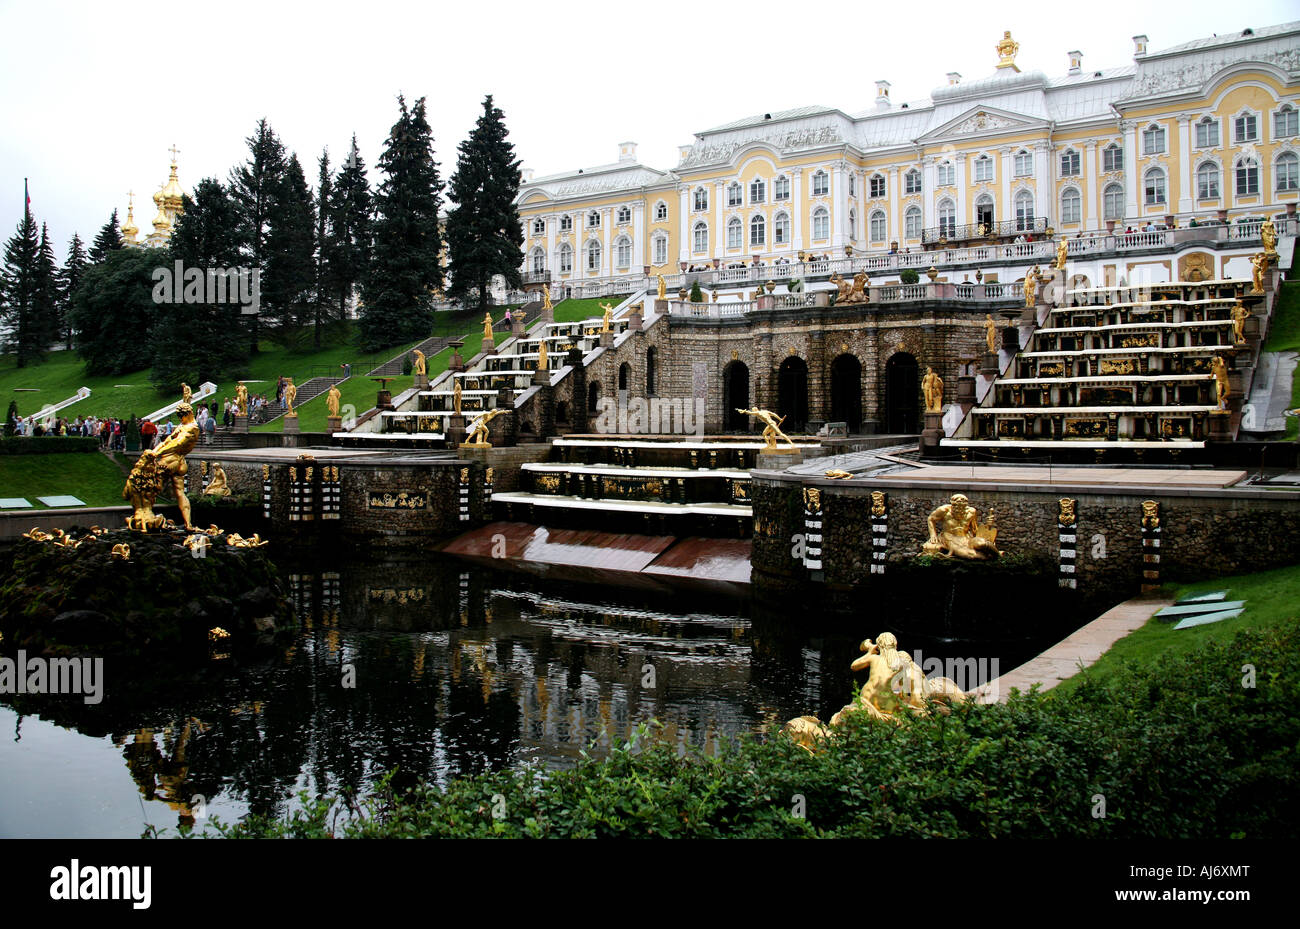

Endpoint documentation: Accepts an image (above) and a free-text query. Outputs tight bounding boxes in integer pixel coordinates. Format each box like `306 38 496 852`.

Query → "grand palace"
516 23 1299 289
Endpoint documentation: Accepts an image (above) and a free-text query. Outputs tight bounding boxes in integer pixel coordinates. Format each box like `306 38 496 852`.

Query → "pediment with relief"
919 105 1044 143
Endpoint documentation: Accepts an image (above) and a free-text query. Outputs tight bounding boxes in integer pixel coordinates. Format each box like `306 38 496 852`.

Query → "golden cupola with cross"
140 145 186 247
121 190 139 245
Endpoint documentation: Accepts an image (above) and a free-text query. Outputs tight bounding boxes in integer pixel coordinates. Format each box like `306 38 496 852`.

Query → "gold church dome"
161 163 185 214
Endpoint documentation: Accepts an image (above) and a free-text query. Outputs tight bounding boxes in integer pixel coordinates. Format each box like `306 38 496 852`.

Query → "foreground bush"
199 621 1300 838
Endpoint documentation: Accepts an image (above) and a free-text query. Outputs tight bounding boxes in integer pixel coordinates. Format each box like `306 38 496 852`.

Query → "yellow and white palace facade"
516 23 1299 293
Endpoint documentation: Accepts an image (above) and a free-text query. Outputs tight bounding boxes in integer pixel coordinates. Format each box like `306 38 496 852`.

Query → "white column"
955 154 968 227
1176 115 1193 214
601 209 611 277
547 214 556 273
714 180 725 262
887 166 899 246
831 162 846 248
791 167 804 251
633 202 645 270
1000 147 1012 228
923 156 936 226
1084 141 1098 231
1034 143 1051 226
678 186 690 264
1124 122 1140 220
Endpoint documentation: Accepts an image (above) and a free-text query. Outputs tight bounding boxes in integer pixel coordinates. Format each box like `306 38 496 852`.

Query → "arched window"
869 209 886 242
1143 168 1166 205
559 214 573 232
530 247 545 274
1195 116 1220 149
616 205 631 224
1014 149 1033 177
1235 156 1259 196
774 212 790 245
1142 123 1166 155
750 214 766 247
973 155 993 183
615 236 632 269
693 221 708 252
727 216 742 250
587 210 601 228
749 177 766 204
869 173 886 198
1014 190 1034 229
774 175 790 200
848 208 856 241
531 218 545 236
652 233 667 266
1060 187 1081 224
1059 149 1080 177
811 170 829 196
653 201 668 222
1196 161 1220 200
727 182 742 207
558 242 573 273
1233 112 1258 144
812 207 829 240
937 198 955 238
936 161 955 186
1277 152 1299 192
586 240 601 270
849 174 856 198
1275 104 1298 139
1103 183 1124 221
1102 143 1123 173
904 205 922 239
904 168 922 194
693 187 708 211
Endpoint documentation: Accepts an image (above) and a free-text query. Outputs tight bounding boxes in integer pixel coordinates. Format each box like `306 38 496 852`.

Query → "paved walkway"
875 464 1246 488
973 595 1173 703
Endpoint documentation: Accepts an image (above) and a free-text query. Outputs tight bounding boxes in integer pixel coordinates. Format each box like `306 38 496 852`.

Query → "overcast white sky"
1 0 1296 254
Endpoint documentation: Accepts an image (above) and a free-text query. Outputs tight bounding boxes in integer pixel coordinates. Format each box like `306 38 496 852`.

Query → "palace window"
774 212 790 244
531 218 545 236
727 216 742 250
1102 143 1123 173
750 177 766 204
904 168 922 194
1234 113 1258 144
727 182 742 207
1235 156 1259 196
904 205 922 239
559 243 573 273
560 214 573 232
588 210 601 228
936 161 955 186
653 201 668 222
693 187 708 211
1060 187 1081 224
1103 183 1124 220
812 206 829 240
1275 104 1298 139
974 155 993 183
652 234 667 266
586 240 601 270
774 175 790 200
1277 152 1299 192
615 236 632 269
1142 124 1166 155
812 170 829 196
1143 167 1166 205
1014 150 1033 177
616 206 631 224
848 209 856 241
1014 190 1034 230
1196 161 1220 200
869 173 886 198
1059 149 1080 177
750 215 766 247
937 199 956 238
869 210 886 242
693 221 708 252
849 174 856 198
1195 117 1220 149
530 247 545 274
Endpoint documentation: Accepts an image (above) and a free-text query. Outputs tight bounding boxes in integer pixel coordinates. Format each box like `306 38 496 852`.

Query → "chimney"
1133 35 1148 59
875 80 891 110
946 72 961 86
678 145 692 162
1068 51 1082 75
521 167 535 183
618 141 637 163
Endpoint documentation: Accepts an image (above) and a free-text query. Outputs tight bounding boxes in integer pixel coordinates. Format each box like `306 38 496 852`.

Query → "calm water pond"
0 553 1088 838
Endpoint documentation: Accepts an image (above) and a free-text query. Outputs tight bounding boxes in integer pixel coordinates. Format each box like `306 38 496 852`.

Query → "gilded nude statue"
985 314 997 354
738 407 795 450
124 402 200 530
922 366 944 413
921 493 1000 560
1211 355 1230 410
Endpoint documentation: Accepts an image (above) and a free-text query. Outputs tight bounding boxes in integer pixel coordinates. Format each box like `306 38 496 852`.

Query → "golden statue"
412 350 427 376
111 543 131 561
921 493 1000 560
542 284 553 311
1058 498 1077 527
326 384 341 418
1250 252 1267 294
985 314 997 354
1055 238 1068 271
922 366 944 413
203 463 231 497
870 491 887 517
599 303 614 332
995 30 1019 69
1231 302 1250 345
824 469 852 479
181 382 192 404
464 407 507 447
283 378 297 416
124 402 200 530
537 339 548 371
1141 500 1160 531
656 274 667 300
1211 355 1230 410
483 312 495 340
1024 265 1040 309
235 382 249 417
453 379 463 416
738 407 795 451
1261 218 1278 261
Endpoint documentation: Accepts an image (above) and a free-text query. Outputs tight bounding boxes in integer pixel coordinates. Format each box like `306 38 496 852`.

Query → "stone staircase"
253 376 344 426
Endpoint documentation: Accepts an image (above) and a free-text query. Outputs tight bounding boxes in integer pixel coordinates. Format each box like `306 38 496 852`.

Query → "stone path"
874 464 1246 488
973 595 1172 703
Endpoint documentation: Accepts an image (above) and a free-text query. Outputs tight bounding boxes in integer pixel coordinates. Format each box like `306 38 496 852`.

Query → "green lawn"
1051 561 1300 696
1263 281 1300 439
551 295 633 324
0 451 130 510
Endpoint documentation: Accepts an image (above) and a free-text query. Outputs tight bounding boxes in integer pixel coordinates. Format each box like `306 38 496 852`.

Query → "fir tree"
58 233 89 349
229 118 288 353
325 135 372 328
88 209 123 264
446 95 524 313
0 204 42 366
263 153 317 341
69 247 159 375
361 96 443 352
35 223 61 352
314 148 333 347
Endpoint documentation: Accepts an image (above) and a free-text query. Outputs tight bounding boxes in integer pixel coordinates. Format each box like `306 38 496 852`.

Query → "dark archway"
884 352 919 434
556 401 569 424
587 381 601 414
645 348 657 395
722 361 749 431
830 353 862 432
777 356 809 433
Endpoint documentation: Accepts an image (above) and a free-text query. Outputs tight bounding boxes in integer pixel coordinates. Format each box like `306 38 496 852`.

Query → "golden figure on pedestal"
483 313 495 340
656 275 667 300
537 339 548 371
453 379 463 416
283 378 297 417
921 493 1001 559
326 384 341 418
235 382 249 417
203 463 231 497
1024 265 1041 309
922 366 944 413
1250 252 1267 294
1055 238 1068 271
599 303 614 332
464 407 507 447
181 383 192 404
412 350 427 376
124 402 200 530
1211 355 1230 409
1261 218 1278 261
738 407 795 451
985 314 997 354
1231 302 1250 344
542 284 553 311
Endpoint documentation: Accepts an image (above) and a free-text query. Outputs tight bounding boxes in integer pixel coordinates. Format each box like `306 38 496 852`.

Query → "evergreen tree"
69 247 159 375
314 148 333 347
361 96 443 352
229 118 288 354
446 94 524 313
58 233 89 349
0 204 42 366
88 209 123 264
325 135 372 328
35 223 61 352
263 153 317 342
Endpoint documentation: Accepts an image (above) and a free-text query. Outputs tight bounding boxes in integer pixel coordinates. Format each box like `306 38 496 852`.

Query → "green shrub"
0 436 99 455
690 281 704 303
900 268 920 285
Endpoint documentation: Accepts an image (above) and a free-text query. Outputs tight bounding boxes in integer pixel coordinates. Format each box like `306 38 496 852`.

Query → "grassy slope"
1051 561 1300 696
0 451 130 509
552 296 632 324
1262 280 1300 439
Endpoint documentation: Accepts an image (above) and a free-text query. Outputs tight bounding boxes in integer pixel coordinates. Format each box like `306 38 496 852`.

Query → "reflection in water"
0 553 1087 837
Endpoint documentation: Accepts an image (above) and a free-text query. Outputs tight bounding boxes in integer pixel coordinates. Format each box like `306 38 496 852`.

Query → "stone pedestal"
980 352 1000 376
957 375 976 406
532 368 549 386
599 331 613 348
233 414 249 434
282 415 300 434
414 372 429 390
627 308 643 331
511 316 526 338
326 415 343 435
1208 411 1232 442
920 411 944 455
653 299 668 316
1001 323 1020 351
541 303 554 324
376 390 393 411
450 350 465 373
481 337 496 356
446 414 466 448
755 449 803 470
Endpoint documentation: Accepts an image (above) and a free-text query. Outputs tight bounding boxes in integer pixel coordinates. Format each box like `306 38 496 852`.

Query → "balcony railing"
922 217 1049 245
